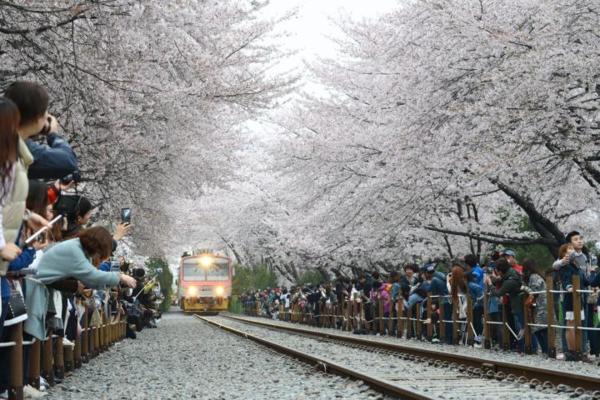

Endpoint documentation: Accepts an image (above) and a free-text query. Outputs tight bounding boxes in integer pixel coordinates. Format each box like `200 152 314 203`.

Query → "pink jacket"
371 285 391 314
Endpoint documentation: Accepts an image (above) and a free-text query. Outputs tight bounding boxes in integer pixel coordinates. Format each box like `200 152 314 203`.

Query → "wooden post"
41 332 54 386
483 291 491 349
501 301 510 351
466 295 474 346
353 293 359 331
65 345 74 373
573 275 583 361
28 339 41 390
397 297 403 338
452 298 459 345
523 296 533 354
7 323 24 400
358 300 364 330
94 325 100 356
439 298 445 342
379 297 385 335
415 302 422 340
82 304 90 363
344 299 350 331
89 327 96 358
426 293 433 341
546 276 556 359
54 337 65 379
406 303 413 339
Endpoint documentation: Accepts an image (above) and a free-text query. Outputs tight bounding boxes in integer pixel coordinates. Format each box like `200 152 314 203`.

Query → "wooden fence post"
523 297 533 354
7 323 23 400
483 291 491 349
546 276 556 359
41 332 54 386
406 303 413 339
466 295 474 346
397 297 404 338
452 299 459 345
426 293 433 341
54 337 65 379
573 275 583 361
82 304 90 363
415 302 422 340
28 339 41 390
378 298 385 335
501 301 510 351
439 298 445 342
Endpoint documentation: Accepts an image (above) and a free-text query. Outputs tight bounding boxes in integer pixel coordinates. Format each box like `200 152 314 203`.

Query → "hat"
503 250 516 257
424 264 436 273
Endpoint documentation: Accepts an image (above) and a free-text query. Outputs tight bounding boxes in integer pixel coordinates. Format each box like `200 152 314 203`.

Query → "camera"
61 170 81 185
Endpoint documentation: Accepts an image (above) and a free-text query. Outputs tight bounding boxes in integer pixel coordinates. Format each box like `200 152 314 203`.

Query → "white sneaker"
24 385 47 398
0 390 8 399
39 377 49 389
62 338 75 348
474 343 482 349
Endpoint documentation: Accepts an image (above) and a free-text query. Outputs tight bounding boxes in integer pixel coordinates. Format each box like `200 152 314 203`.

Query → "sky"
264 0 399 70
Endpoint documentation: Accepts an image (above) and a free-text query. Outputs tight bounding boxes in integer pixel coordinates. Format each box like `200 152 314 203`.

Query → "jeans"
405 293 424 309
514 312 525 351
586 303 599 356
0 297 10 392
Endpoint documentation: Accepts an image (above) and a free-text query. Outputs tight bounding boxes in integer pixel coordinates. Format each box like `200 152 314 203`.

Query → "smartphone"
121 207 132 225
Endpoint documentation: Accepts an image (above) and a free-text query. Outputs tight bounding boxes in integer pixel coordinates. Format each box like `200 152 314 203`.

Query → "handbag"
525 294 535 308
4 280 28 326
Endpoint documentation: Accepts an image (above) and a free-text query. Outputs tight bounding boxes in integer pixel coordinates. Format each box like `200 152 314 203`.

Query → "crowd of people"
241 236 600 364
0 82 163 398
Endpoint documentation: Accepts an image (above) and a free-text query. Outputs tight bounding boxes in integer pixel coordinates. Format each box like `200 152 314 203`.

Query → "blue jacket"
467 281 484 307
422 272 449 304
1 247 36 298
26 133 78 180
391 282 400 301
471 264 484 289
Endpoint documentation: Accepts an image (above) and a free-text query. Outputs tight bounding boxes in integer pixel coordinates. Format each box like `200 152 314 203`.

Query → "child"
464 270 484 347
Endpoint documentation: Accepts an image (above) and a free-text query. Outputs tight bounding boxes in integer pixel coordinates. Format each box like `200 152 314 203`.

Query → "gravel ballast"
46 311 387 400
230 313 600 378
210 315 579 400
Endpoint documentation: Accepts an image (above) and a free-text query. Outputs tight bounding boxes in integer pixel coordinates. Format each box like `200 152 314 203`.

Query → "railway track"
196 314 584 400
221 314 600 396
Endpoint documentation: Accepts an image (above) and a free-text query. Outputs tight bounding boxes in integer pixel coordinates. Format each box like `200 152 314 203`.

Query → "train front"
179 254 232 313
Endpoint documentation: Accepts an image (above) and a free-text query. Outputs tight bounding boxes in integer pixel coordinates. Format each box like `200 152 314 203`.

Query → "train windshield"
182 257 229 282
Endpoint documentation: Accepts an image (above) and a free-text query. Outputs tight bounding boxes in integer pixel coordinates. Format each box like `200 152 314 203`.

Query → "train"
178 252 232 313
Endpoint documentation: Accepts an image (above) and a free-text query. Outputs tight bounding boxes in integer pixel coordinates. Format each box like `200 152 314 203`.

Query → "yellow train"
178 253 232 313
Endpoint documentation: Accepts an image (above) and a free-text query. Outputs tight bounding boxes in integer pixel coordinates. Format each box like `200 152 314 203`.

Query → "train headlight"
199 255 213 268
215 286 224 296
187 287 198 296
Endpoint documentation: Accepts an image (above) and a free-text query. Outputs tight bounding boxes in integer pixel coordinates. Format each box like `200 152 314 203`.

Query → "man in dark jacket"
27 127 78 180
4 81 79 180
485 258 523 350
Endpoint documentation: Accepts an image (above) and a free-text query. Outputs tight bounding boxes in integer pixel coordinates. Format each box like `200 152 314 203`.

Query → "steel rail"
223 314 600 392
195 315 432 400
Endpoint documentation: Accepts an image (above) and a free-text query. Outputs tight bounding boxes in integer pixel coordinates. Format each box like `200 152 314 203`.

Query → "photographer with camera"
4 82 78 181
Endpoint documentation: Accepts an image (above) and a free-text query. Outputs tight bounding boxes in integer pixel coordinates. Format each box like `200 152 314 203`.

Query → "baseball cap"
503 250 516 257
424 264 436 273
